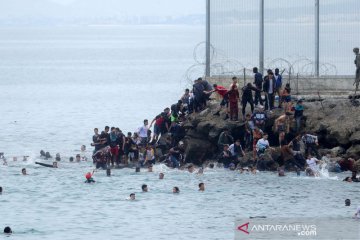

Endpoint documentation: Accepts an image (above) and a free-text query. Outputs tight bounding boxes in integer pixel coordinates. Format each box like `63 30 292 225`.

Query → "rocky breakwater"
180 98 360 171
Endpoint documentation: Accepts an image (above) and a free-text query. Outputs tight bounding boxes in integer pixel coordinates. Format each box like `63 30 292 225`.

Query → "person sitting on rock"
301 132 320 159
217 128 234 150
219 144 232 168
229 139 245 164
256 133 273 159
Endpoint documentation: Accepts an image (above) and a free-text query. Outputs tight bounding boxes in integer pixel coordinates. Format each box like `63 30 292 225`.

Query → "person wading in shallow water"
85 170 96 183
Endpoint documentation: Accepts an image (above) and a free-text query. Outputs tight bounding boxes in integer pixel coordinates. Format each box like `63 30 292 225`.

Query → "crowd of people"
88 66 359 181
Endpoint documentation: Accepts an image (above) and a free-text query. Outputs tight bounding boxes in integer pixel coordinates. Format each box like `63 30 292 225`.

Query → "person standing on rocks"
354 47 360 94
294 100 304 132
228 77 240 121
241 83 258 121
274 68 283 108
288 133 306 169
263 70 275 111
253 67 263 107
274 113 292 146
138 119 149 146
192 78 206 112
301 132 320 159
208 84 229 120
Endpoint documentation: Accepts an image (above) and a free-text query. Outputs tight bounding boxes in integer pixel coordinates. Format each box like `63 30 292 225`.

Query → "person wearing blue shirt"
274 68 282 108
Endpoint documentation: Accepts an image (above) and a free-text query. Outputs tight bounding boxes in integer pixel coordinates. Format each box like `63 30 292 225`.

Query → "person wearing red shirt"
207 84 229 120
228 77 240 121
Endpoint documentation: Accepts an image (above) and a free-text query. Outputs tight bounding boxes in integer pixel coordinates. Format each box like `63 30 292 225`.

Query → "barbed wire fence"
184 42 344 95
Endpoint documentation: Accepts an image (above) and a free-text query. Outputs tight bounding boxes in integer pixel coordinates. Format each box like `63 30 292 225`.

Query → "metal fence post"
315 0 320 77
205 0 211 77
259 0 264 75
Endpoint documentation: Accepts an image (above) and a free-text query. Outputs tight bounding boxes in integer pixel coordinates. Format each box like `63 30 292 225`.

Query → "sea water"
0 26 359 240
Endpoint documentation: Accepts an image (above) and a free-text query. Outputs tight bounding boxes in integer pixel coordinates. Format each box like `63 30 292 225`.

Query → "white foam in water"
317 162 338 180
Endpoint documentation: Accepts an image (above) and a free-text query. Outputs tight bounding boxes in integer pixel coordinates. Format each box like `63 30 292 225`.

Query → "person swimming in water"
199 182 205 191
3 226 12 235
173 186 180 193
141 184 148 192
129 193 136 200
21 168 27 175
84 171 96 183
35 161 58 168
188 164 195 173
159 172 164 179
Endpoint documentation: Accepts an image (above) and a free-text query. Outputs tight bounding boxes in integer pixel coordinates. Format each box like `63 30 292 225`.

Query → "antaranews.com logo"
235 218 360 240
237 221 317 236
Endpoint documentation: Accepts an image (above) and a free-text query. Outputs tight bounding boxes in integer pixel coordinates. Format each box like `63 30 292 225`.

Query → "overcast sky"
0 0 358 26
0 0 205 17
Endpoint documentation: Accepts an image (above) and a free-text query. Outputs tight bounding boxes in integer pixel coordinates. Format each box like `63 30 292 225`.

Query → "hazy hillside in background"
0 0 205 25
0 0 359 26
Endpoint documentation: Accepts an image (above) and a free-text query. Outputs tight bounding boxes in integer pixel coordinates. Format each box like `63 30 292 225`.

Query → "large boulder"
304 99 360 147
349 131 360 144
183 137 214 165
346 144 360 159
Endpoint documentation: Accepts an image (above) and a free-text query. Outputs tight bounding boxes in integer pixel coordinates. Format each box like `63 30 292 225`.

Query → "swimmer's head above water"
130 193 135 200
141 184 148 192
173 187 180 193
198 182 205 191
3 226 12 235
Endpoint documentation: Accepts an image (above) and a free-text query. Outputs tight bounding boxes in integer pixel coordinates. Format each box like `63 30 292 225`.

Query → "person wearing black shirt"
253 67 263 106
241 83 259 120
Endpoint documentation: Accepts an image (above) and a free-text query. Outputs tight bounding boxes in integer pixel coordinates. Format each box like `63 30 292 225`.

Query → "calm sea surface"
0 26 359 240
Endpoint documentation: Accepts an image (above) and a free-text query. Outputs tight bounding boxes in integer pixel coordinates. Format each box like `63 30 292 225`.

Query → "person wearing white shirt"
138 119 149 145
305 154 320 177
256 133 274 157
